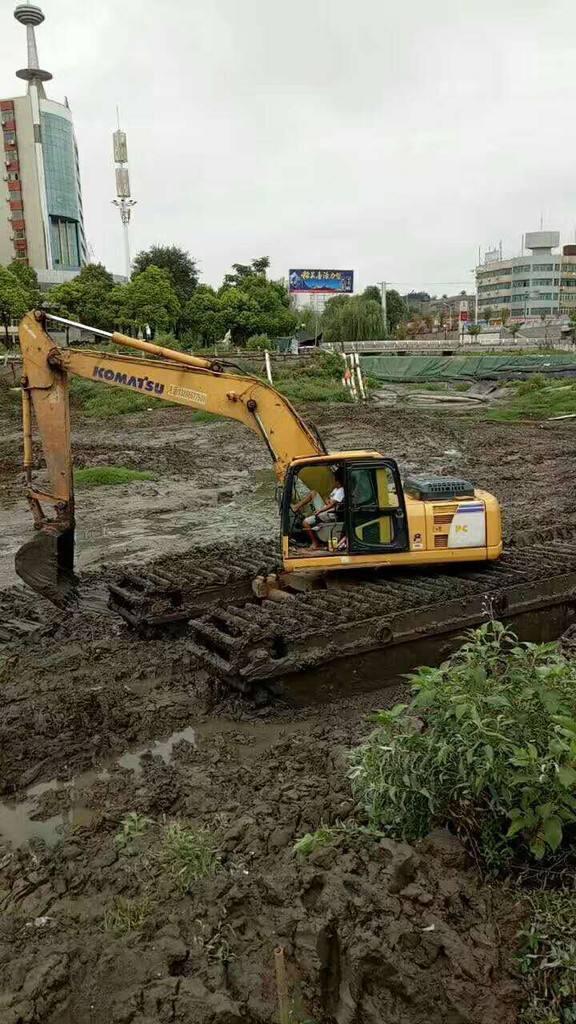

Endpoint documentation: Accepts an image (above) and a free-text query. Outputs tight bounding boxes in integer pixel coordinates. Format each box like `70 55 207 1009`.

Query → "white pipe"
347 353 358 401
354 352 366 400
264 349 273 385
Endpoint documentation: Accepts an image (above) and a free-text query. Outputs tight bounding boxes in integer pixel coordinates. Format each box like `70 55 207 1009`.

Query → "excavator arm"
16 311 325 602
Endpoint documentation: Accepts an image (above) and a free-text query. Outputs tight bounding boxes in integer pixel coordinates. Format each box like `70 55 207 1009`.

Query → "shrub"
246 333 271 351
350 623 576 870
519 890 576 1023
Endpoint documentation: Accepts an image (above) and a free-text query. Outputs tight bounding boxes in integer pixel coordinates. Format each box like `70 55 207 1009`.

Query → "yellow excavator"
18 310 576 700
15 310 503 610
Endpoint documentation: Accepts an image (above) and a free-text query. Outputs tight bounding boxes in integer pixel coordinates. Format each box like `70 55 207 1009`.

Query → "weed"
190 919 237 963
74 467 156 488
519 890 576 1023
162 822 219 892
115 812 153 850
293 823 384 857
350 622 576 870
103 895 153 936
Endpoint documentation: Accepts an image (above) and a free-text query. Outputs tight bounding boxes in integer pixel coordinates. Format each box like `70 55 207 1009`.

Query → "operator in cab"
302 467 346 550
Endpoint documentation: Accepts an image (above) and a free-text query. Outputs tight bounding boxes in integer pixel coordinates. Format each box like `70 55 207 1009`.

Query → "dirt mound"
0 715 521 1024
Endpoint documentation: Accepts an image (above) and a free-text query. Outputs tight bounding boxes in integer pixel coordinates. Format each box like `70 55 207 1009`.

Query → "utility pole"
112 110 137 281
378 281 388 335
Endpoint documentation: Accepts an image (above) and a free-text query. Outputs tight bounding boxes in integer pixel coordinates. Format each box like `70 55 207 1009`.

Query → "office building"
476 231 576 321
0 4 87 286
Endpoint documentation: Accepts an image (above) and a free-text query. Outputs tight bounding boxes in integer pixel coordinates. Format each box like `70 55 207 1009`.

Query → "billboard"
289 269 354 294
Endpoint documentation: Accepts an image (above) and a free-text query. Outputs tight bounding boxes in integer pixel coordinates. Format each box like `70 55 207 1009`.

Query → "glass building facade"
40 110 85 269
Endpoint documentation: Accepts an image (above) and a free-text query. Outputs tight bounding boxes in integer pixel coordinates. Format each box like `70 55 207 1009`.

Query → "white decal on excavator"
166 385 208 405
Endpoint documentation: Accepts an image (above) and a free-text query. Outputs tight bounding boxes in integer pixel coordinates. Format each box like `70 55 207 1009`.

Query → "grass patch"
103 896 153 936
519 890 576 1023
488 377 576 422
162 822 220 892
74 467 156 488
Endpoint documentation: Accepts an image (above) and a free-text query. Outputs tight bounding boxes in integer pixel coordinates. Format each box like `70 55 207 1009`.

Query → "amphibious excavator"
14 311 576 700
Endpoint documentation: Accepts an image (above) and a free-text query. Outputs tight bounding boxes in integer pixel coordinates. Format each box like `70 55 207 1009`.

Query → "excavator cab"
283 455 410 563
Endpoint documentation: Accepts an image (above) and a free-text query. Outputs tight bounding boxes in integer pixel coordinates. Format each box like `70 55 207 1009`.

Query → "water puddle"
0 708 295 850
0 726 198 849
116 726 197 773
0 778 99 848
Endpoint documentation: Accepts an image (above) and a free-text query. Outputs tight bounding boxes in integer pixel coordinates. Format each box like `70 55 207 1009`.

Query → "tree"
362 285 383 304
8 261 40 308
181 285 221 345
48 263 116 331
118 266 181 336
215 261 296 345
484 306 494 323
132 246 199 304
386 289 408 335
0 266 29 344
322 295 384 345
467 324 482 342
222 257 271 289
500 307 510 326
509 322 523 341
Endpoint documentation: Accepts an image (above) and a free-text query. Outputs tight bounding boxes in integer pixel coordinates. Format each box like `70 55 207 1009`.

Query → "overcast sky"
1 0 576 295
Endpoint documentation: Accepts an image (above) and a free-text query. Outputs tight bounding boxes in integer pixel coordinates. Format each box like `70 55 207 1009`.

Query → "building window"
2 130 16 145
50 215 80 269
7 171 19 181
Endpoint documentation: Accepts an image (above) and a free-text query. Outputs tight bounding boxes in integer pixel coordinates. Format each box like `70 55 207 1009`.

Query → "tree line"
0 245 410 348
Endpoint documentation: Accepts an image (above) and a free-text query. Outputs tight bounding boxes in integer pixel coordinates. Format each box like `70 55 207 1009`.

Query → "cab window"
349 465 400 547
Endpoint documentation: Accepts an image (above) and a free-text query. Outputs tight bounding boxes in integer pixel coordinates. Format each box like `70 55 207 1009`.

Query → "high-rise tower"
0 3 87 285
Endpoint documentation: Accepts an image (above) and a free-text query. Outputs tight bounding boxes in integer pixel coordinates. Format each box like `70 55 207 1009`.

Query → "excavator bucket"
15 525 77 607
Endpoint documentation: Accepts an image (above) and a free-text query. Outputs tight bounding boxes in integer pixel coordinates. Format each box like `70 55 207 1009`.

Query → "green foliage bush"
274 350 351 403
246 333 271 351
519 890 576 1023
350 623 576 870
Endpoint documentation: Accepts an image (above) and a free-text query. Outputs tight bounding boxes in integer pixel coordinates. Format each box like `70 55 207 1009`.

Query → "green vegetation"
103 896 153 936
74 467 156 488
70 377 156 416
293 823 383 857
0 265 30 344
161 823 220 892
245 333 271 351
274 350 351 403
519 891 576 1023
350 622 576 871
115 812 153 850
489 378 576 422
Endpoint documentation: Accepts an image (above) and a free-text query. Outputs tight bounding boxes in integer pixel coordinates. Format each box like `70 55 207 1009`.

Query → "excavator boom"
16 311 325 601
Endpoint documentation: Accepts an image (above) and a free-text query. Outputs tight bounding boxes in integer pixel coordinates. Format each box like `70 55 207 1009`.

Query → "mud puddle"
0 467 277 590
0 716 297 849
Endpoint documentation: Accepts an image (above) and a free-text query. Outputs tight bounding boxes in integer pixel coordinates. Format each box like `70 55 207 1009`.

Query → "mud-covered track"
185 543 576 701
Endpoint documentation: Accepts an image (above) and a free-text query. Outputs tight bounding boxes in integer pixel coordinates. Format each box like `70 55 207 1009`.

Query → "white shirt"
330 486 345 504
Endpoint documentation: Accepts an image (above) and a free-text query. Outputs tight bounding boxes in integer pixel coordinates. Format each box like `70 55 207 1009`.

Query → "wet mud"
0 398 575 1022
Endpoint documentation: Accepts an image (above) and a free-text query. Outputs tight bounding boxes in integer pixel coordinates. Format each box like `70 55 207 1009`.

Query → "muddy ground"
0 395 575 1023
